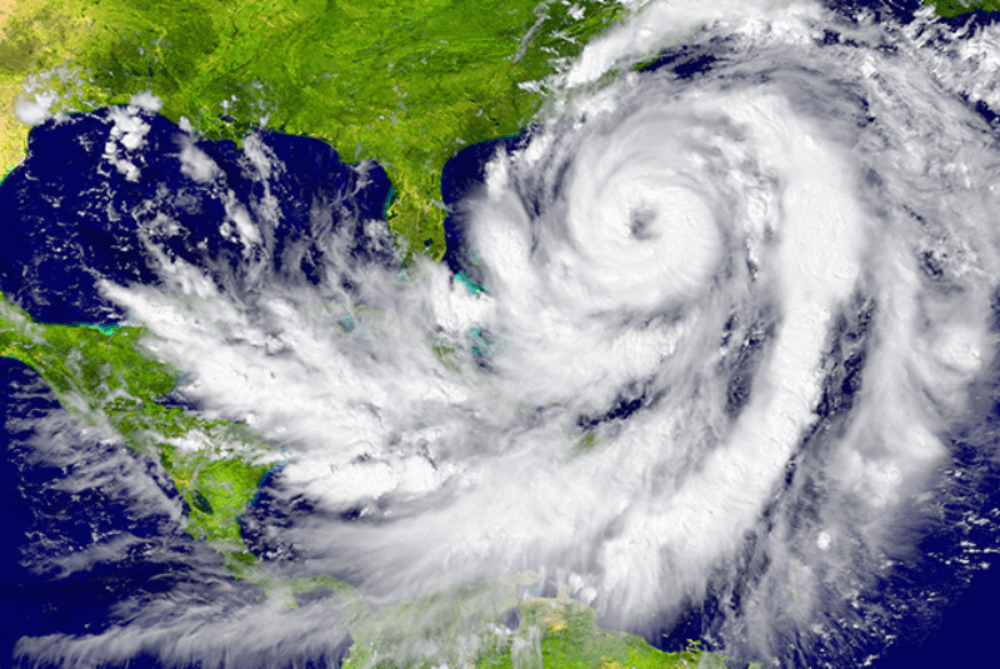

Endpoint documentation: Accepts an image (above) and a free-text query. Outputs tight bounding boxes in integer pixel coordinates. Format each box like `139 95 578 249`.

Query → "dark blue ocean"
5 0 1000 667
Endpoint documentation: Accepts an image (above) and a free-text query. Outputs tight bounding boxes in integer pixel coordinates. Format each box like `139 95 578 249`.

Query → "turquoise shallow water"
7 2 1000 667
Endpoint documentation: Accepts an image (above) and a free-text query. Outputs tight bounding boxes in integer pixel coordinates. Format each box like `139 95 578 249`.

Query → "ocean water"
6 0 1000 667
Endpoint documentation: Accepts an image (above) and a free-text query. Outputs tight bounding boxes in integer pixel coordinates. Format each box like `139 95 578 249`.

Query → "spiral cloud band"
12 1 1000 667
452 60 874 625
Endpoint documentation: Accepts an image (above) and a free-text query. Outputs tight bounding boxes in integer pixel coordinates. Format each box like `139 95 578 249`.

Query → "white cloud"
179 140 220 183
16 2 1000 666
129 89 164 113
101 106 152 181
14 92 57 125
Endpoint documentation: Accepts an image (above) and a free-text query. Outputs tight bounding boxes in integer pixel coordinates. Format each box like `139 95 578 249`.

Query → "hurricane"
6 0 1000 667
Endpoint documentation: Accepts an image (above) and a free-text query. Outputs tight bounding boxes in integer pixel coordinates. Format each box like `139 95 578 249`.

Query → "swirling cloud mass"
11 1 1000 667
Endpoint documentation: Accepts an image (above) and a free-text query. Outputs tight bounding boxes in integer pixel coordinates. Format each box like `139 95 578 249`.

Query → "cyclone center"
606 181 719 299
628 205 660 240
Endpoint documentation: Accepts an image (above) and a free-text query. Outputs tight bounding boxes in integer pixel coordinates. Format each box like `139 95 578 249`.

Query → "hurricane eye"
629 207 660 240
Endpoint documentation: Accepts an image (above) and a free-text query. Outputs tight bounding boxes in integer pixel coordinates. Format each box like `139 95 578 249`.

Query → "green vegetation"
0 0 630 258
925 0 1000 17
0 0 769 663
492 597 701 669
0 295 277 554
0 292 715 666
248 578 731 669
468 594 755 669
0 291 380 656
574 432 597 454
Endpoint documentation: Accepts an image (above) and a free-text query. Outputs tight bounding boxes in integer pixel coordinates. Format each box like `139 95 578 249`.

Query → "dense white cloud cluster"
15 1 1000 667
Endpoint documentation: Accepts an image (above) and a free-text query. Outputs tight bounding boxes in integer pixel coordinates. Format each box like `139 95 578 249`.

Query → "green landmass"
925 0 1000 17
0 295 277 555
0 0 630 259
0 292 725 667
487 596 703 669
0 0 786 663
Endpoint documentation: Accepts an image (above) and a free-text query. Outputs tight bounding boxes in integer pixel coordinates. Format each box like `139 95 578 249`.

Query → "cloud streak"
11 2 1000 667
